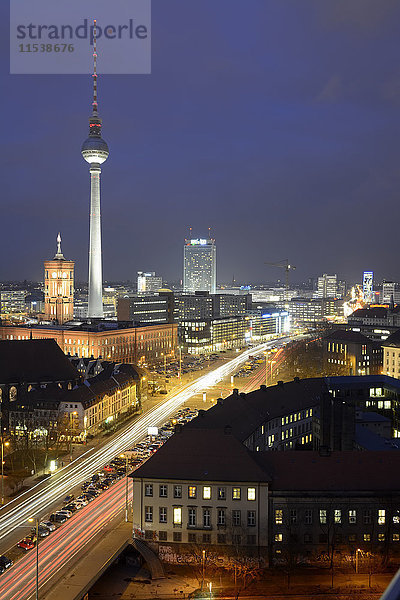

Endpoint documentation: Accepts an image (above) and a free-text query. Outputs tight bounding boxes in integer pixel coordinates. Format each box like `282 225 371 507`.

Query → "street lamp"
120 454 129 522
355 547 361 573
1 437 10 505
28 517 39 600
269 359 276 385
208 581 212 600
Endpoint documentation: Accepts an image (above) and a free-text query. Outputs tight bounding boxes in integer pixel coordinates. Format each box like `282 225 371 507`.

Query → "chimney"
240 392 246 398
217 397 224 405
260 384 267 391
198 409 206 418
233 388 239 395
278 380 284 388
294 377 300 383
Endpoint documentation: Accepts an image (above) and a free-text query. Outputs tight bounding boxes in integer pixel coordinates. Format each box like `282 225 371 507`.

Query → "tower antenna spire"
92 19 98 116
54 232 64 259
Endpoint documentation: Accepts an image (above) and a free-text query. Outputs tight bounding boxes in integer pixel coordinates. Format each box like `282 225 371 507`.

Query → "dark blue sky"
2 0 400 285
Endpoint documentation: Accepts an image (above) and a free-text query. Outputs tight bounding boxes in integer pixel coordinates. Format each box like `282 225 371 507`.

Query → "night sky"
2 0 400 285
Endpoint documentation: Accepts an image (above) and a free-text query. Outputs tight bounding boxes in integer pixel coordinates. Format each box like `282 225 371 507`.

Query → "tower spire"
82 19 109 319
92 19 98 116
54 232 65 259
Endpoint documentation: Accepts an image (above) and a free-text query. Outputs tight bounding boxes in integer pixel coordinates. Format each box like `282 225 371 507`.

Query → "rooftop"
0 339 79 384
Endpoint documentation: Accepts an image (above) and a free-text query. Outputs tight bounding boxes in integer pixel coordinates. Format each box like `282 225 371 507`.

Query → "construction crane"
264 259 296 301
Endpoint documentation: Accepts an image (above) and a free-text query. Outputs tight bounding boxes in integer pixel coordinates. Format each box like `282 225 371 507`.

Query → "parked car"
0 555 13 569
17 537 36 550
63 494 75 503
49 513 67 523
63 504 77 513
37 526 50 538
40 521 55 532
57 509 72 518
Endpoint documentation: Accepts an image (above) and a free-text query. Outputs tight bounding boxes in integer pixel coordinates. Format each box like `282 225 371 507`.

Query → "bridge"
42 520 164 600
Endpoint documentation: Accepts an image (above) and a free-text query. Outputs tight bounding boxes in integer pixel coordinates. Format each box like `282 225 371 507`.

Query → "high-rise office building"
183 238 216 294
81 21 109 318
137 271 163 293
44 234 74 324
363 271 373 303
315 274 338 298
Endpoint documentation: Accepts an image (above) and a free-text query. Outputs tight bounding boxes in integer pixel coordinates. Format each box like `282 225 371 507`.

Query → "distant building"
286 297 343 325
346 306 400 342
175 291 252 321
0 290 27 315
137 272 163 293
315 274 338 299
44 234 74 324
363 271 374 303
180 309 289 354
324 329 383 376
381 281 400 304
117 294 172 324
0 321 178 366
183 238 216 294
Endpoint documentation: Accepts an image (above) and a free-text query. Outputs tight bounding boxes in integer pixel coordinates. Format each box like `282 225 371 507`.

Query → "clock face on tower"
52 272 57 278
62 272 67 278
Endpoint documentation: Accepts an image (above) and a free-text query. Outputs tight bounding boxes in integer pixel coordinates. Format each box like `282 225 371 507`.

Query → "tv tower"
81 20 109 318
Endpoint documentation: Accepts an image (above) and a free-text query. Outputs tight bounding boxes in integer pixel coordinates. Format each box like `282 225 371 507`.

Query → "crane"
264 259 296 301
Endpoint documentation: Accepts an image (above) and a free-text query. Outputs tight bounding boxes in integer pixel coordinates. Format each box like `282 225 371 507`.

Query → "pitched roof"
131 428 271 483
257 451 400 492
186 378 327 441
324 329 373 344
382 329 400 348
0 339 79 384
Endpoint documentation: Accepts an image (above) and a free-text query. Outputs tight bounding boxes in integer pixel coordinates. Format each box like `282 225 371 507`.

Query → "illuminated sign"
190 239 207 245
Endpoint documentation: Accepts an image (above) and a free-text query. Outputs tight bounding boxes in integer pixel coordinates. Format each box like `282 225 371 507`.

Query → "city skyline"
2 2 400 285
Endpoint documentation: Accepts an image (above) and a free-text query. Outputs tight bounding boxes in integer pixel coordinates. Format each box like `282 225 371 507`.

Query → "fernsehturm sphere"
81 20 108 318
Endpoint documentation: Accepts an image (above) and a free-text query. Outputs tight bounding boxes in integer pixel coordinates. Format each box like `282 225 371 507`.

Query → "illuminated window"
320 510 327 524
232 487 241 500
290 509 297 524
173 507 182 525
275 533 283 542
393 533 400 542
378 509 386 525
349 510 356 524
275 509 283 525
188 486 197 499
247 488 256 501
393 511 400 524
203 486 211 500
218 487 226 500
378 533 385 542
334 509 341 523
363 533 371 542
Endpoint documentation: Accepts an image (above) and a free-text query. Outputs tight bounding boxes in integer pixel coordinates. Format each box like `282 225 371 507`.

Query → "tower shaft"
88 164 103 318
